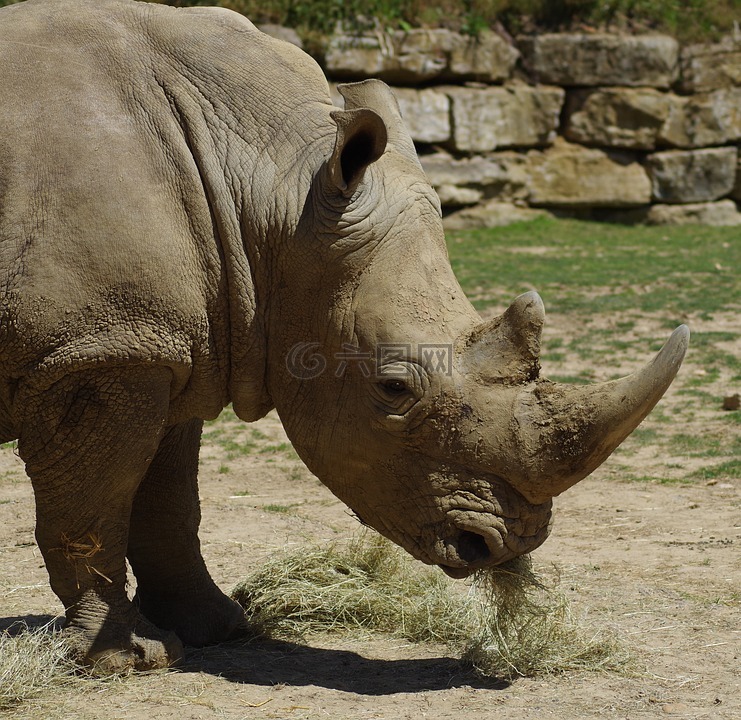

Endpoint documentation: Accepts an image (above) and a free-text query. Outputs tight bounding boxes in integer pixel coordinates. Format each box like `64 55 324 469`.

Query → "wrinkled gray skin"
0 0 688 671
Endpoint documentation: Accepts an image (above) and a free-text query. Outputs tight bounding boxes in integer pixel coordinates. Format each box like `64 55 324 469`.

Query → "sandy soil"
1 309 739 720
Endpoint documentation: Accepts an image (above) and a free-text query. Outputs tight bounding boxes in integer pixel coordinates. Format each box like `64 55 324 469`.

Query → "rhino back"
0 0 334 426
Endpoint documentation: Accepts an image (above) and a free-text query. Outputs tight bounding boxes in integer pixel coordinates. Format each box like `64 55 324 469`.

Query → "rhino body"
0 0 688 671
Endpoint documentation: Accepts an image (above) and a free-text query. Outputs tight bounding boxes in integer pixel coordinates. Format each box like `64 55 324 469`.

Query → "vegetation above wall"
1 1 737 42
157 1 737 42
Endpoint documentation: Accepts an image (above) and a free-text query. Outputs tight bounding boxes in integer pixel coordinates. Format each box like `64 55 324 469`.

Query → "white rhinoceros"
0 0 688 671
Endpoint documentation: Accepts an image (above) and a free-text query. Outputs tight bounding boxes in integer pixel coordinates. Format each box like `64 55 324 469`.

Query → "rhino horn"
459 295 689 504
462 290 545 385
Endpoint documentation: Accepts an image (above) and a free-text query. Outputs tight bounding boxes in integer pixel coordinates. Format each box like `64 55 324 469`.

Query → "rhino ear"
338 80 421 166
329 108 387 192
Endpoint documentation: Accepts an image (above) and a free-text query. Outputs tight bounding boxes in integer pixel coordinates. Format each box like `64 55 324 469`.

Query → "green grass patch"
8 0 728 42
687 458 741 481
447 219 740 320
623 474 692 485
630 427 660 444
261 503 297 513
203 408 271 459
546 373 592 385
670 433 714 454
721 411 741 426
203 408 299 463
259 442 299 459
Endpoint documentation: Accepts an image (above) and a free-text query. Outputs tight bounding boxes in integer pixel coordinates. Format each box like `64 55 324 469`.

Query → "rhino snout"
435 505 553 578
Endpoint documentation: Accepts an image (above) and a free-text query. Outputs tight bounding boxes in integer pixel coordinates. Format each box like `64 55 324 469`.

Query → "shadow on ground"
1 614 62 633
1 614 508 695
183 637 509 695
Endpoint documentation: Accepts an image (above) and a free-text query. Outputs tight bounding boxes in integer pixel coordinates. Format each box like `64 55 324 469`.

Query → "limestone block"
445 85 564 153
435 185 484 206
730 150 741 202
520 33 678 88
679 37 741 93
392 88 451 144
324 28 517 84
443 201 549 230
325 35 390 80
420 151 530 206
660 88 741 148
645 200 741 226
391 33 448 83
399 28 519 81
421 151 514 187
527 140 651 207
446 29 519 82
646 147 738 203
564 88 671 150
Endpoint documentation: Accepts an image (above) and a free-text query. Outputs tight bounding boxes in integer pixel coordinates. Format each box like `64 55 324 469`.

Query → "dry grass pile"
0 621 78 711
232 534 463 644
232 534 629 678
463 558 628 677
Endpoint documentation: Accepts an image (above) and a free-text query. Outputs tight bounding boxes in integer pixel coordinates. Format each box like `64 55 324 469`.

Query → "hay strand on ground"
232 533 462 643
0 621 78 711
232 534 630 679
464 556 628 677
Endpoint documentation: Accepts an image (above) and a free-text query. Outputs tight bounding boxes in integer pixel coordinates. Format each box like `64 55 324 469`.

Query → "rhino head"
265 80 688 578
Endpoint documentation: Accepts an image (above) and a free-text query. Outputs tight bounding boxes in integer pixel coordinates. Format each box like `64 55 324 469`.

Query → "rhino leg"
128 419 247 647
18 365 183 672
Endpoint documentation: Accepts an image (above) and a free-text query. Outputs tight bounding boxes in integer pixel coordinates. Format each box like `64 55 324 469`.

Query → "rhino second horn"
462 290 545 384
514 324 690 503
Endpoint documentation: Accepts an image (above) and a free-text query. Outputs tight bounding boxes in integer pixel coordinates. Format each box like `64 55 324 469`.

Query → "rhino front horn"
512 324 690 502
457 296 689 505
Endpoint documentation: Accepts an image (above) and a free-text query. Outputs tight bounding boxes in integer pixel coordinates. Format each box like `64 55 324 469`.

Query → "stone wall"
270 25 741 228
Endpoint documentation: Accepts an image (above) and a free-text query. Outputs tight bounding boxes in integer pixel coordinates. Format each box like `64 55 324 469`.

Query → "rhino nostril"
457 530 491 564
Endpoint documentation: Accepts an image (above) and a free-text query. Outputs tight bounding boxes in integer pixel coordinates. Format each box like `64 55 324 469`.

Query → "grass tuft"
464 557 628 677
0 622 78 711
232 534 629 679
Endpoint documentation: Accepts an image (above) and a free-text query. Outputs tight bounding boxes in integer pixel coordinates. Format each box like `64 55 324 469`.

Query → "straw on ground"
232 533 631 678
0 621 78 711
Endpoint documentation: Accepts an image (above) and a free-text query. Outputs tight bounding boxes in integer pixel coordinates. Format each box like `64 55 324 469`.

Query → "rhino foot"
64 610 184 674
135 583 248 647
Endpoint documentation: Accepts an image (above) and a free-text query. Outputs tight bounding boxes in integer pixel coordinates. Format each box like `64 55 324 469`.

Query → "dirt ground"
1 308 739 720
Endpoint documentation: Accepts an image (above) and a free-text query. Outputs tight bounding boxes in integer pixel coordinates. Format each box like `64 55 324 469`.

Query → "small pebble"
661 703 689 714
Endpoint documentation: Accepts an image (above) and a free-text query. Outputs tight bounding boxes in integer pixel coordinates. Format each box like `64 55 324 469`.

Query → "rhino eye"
381 379 407 395
372 364 426 417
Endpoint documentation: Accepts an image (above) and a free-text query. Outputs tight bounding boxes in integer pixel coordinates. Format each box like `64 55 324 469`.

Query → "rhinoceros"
0 0 688 671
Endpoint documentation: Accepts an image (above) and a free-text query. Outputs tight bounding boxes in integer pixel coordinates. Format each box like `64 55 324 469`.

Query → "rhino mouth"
432 506 552 578
439 530 492 578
